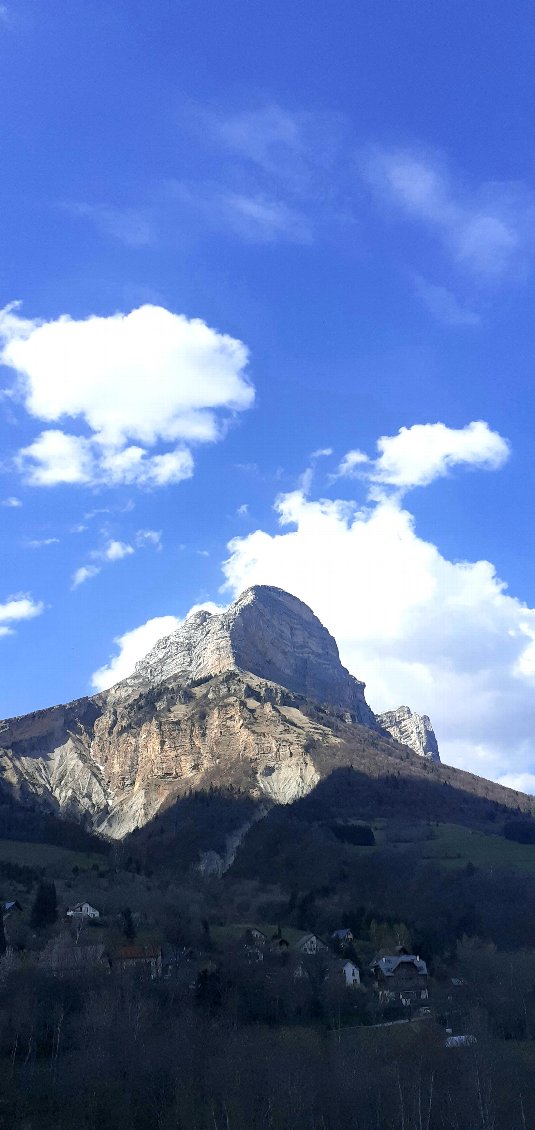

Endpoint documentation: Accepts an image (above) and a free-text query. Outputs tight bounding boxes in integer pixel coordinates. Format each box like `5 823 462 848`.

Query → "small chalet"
331 929 354 946
293 933 328 956
116 945 162 978
340 960 360 987
370 952 428 1005
326 958 361 988
242 927 267 947
66 902 100 920
3 900 22 918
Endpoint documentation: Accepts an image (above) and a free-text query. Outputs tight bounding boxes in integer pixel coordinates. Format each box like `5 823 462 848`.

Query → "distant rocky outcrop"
123 586 377 727
377 706 440 762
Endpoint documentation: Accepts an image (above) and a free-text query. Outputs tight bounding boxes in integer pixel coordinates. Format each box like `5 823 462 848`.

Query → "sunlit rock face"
0 587 447 842
123 586 378 726
377 706 440 762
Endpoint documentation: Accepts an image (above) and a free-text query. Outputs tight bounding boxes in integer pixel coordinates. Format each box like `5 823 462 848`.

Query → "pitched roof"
370 954 428 976
117 945 161 960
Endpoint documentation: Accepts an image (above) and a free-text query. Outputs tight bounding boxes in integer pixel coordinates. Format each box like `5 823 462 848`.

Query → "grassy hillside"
0 838 105 877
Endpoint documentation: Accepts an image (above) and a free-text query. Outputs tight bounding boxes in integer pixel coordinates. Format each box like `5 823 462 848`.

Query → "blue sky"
2 0 535 789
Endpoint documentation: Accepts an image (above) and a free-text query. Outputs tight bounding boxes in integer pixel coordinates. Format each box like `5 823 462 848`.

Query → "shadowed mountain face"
0 585 532 843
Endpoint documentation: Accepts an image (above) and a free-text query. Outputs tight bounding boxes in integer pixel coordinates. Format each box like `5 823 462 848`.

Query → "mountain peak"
377 705 440 762
125 585 377 725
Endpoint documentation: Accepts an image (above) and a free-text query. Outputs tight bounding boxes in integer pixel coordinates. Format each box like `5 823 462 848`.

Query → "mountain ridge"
0 585 531 845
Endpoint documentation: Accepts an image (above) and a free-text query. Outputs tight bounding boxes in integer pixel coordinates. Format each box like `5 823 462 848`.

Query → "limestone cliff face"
123 586 377 726
0 672 356 837
0 586 438 841
377 706 440 762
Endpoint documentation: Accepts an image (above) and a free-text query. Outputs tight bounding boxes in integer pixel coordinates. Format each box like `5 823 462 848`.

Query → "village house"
243 927 267 946
116 944 162 978
3 900 23 918
293 933 328 956
325 958 361 988
339 959 360 987
66 902 100 919
369 952 428 1005
331 928 354 947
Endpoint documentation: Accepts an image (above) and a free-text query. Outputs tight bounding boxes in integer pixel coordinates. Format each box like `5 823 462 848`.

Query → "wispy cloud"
26 537 60 549
413 275 480 326
167 181 312 244
170 101 353 245
71 539 135 588
135 529 162 550
1 496 22 508
364 148 535 280
71 528 163 588
62 202 155 248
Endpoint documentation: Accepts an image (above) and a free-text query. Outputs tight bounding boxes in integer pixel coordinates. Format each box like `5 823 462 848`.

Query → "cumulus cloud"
335 422 509 494
0 593 44 637
91 600 225 691
369 421 509 490
0 303 254 488
365 149 534 279
221 428 535 788
91 615 182 690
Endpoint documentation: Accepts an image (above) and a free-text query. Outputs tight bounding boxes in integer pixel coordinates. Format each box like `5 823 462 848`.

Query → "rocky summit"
0 585 451 840
377 706 440 762
123 586 378 726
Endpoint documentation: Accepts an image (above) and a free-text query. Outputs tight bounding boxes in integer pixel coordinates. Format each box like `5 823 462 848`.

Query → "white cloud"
1 303 254 488
91 615 182 691
335 449 369 479
18 430 94 485
365 149 533 279
333 422 509 497
497 773 535 796
91 600 225 691
71 538 135 587
71 565 101 588
369 421 509 490
1 496 22 507
103 540 134 562
236 504 249 518
136 529 162 549
72 528 161 589
0 593 44 636
222 428 535 786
